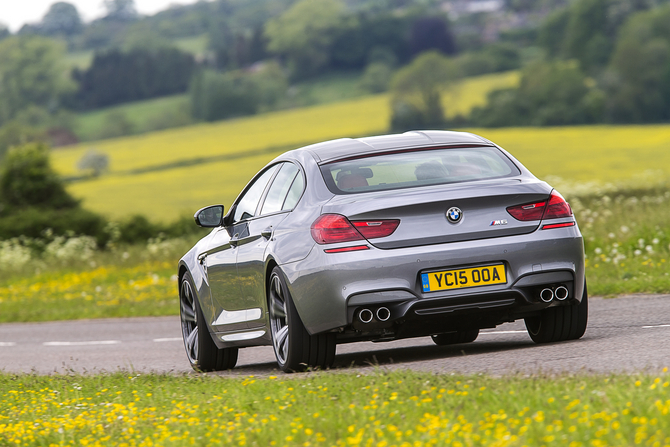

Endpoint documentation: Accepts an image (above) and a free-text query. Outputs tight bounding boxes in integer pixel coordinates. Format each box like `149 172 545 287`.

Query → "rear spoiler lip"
317 143 497 166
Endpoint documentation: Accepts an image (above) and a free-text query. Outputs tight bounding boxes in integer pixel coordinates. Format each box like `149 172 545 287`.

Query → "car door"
236 162 305 329
204 165 279 332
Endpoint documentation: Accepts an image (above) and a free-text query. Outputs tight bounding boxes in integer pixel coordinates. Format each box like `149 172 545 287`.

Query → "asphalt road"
1 295 669 375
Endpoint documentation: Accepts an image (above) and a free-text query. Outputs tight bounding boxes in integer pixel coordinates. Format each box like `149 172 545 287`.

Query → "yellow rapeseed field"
49 71 670 222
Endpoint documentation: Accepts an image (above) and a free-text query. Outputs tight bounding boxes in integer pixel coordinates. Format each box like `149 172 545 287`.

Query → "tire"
431 329 479 346
525 280 589 344
268 267 336 373
180 272 238 372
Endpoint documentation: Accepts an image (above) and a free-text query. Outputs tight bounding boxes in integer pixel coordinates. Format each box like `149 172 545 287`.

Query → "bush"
190 63 287 122
0 207 108 243
0 142 78 212
470 60 604 127
358 62 393 93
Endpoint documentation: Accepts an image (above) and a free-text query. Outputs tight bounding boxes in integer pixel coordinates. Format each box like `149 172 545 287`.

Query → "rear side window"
320 147 520 194
261 163 300 215
233 165 279 222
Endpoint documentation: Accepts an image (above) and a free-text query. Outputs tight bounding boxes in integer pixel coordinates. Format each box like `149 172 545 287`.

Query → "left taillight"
506 190 573 221
311 214 399 245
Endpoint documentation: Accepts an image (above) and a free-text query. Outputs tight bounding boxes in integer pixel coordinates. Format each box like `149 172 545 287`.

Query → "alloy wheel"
180 279 198 364
269 273 289 365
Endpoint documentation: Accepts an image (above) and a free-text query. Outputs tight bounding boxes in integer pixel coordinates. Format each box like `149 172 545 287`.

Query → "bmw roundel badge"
446 207 462 223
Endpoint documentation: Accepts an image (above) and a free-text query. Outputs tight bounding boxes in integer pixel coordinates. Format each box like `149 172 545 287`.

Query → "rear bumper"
281 224 584 335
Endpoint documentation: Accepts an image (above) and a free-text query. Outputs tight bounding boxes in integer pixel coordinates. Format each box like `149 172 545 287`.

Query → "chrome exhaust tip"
376 307 391 322
554 286 569 301
359 308 374 324
539 288 554 303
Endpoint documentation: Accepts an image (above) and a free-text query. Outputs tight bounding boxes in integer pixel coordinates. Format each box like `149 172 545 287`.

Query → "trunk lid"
321 178 552 249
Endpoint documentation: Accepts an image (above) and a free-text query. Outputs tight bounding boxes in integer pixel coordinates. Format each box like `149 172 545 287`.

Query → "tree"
265 0 346 77
409 17 457 57
104 0 138 21
0 36 75 126
470 61 604 127
73 47 195 108
604 5 670 122
389 51 459 131
41 2 83 37
0 142 78 210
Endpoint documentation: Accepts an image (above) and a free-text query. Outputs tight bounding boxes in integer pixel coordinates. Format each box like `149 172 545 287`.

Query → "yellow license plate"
421 264 506 292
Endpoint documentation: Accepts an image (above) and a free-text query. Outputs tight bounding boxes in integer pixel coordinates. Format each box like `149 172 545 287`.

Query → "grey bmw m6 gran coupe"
178 130 587 372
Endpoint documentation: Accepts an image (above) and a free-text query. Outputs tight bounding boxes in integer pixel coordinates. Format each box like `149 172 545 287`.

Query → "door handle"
261 227 273 239
230 233 240 246
197 253 207 265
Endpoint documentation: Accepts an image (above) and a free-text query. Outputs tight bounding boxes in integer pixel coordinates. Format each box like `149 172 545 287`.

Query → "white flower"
634 249 642 256
594 247 602 255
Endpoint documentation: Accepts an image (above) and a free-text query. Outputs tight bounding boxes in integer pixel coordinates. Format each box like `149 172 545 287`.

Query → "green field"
1 370 669 446
72 94 191 141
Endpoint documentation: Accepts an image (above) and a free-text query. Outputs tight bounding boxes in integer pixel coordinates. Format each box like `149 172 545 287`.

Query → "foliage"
389 51 459 131
470 61 604 127
190 63 288 121
0 36 75 126
103 0 139 22
77 149 109 177
537 0 652 72
409 16 457 57
0 207 107 244
0 143 78 211
39 2 84 38
358 63 394 94
1 371 670 445
265 0 347 78
603 4 670 123
73 47 196 109
0 121 45 161
453 44 522 77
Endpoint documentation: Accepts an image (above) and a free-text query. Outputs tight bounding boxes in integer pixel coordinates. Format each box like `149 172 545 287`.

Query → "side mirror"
194 205 224 227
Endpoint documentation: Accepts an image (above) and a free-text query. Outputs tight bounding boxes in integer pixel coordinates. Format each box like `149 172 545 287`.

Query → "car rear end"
282 140 584 342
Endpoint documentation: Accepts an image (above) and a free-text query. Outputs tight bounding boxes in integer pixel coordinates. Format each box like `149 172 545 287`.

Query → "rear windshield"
320 147 520 194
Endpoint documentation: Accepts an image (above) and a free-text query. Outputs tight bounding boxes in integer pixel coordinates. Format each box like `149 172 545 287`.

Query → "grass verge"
1 184 669 323
1 370 669 446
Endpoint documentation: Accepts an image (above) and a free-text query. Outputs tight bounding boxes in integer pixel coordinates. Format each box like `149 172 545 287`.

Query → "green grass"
1 370 669 446
72 94 191 142
173 34 209 57
288 70 366 106
0 237 197 323
63 50 94 70
576 188 670 295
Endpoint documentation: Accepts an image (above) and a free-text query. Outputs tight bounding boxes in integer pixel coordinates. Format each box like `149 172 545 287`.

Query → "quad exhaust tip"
539 288 554 303
376 307 391 322
359 308 374 324
554 286 569 300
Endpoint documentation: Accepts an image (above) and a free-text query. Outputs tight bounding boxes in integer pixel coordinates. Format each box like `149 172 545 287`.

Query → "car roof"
300 130 494 164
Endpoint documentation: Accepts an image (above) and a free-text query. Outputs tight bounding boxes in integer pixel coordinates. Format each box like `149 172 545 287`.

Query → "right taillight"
506 190 572 221
542 191 572 219
311 214 399 245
